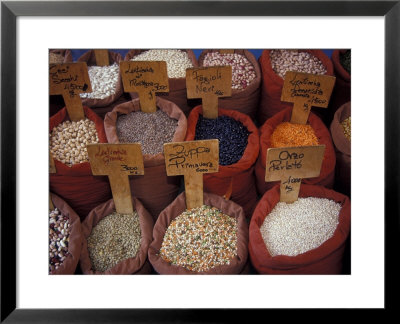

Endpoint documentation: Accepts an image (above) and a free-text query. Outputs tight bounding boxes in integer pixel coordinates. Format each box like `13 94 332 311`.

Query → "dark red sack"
185 106 259 218
249 184 351 274
197 50 261 120
49 106 111 221
255 107 336 196
148 192 249 274
257 49 334 126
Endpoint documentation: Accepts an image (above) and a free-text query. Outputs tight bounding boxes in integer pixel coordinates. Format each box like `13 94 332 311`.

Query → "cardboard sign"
87 143 144 214
186 66 232 119
219 49 235 54
49 62 92 121
164 139 219 209
94 49 110 66
265 145 325 203
120 61 169 113
281 71 336 125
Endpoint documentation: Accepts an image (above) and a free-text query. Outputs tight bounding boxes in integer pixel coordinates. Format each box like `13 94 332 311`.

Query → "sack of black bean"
249 184 350 274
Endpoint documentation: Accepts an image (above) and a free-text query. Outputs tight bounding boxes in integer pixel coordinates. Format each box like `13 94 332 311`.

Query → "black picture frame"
1 0 398 322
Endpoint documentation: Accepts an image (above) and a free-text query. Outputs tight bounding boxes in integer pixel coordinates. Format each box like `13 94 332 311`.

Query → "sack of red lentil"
79 197 154 274
104 96 187 221
49 49 73 64
197 49 261 120
185 106 260 218
49 106 112 220
255 107 336 196
124 49 199 116
77 49 124 109
249 184 351 274
148 192 249 274
257 49 334 126
330 101 351 197
49 193 83 275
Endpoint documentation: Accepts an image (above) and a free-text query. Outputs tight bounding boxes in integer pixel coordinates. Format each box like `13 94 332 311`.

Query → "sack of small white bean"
148 192 249 274
249 184 350 274
104 96 187 220
49 193 83 275
257 49 334 125
198 50 261 120
79 196 154 274
124 49 199 116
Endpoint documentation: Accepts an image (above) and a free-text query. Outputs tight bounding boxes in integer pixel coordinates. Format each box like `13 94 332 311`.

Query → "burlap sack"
49 193 83 275
104 96 187 220
249 184 351 274
198 49 261 120
148 192 249 274
124 49 199 116
80 197 154 274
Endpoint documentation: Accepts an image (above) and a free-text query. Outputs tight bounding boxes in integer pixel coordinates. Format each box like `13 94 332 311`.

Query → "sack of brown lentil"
249 184 351 274
185 106 260 218
197 49 261 120
104 96 187 221
49 193 83 275
148 192 249 274
257 49 334 126
330 101 351 197
79 197 154 274
49 106 112 220
77 49 124 109
255 107 336 196
124 49 199 116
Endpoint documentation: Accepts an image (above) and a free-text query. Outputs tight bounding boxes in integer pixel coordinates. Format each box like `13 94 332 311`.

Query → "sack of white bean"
257 49 334 126
255 107 336 196
49 193 83 275
124 49 199 116
148 192 249 274
249 184 351 274
79 197 154 274
198 49 261 120
104 96 187 220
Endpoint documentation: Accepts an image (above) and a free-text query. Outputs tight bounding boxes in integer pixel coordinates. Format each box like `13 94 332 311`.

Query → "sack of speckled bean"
79 197 153 274
198 49 261 120
249 184 350 274
49 193 83 275
255 107 336 196
104 96 187 221
49 107 112 220
148 192 248 274
185 106 259 218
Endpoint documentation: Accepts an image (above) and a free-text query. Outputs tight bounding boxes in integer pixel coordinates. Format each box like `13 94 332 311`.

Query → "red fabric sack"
257 49 334 126
249 184 351 274
255 107 336 196
49 106 111 221
185 106 260 218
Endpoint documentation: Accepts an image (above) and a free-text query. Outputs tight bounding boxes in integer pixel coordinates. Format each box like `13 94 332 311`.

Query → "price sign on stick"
281 71 336 125
120 61 169 113
219 49 235 54
87 143 144 214
186 66 232 119
164 139 219 209
265 145 325 203
49 62 92 121
94 49 110 66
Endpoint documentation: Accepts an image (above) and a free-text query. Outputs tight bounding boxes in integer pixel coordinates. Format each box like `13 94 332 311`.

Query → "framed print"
1 0 398 322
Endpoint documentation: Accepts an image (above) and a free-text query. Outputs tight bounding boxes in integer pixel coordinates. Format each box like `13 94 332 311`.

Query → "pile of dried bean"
80 63 120 99
270 122 319 148
49 52 65 64
341 116 351 141
340 50 351 74
49 208 70 273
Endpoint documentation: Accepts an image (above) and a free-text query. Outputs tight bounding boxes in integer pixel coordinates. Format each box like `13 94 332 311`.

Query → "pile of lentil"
116 109 178 155
159 205 237 272
270 49 327 79
270 122 319 148
130 49 193 78
341 116 351 141
260 197 341 257
339 50 351 74
80 62 120 99
87 212 141 272
49 208 70 273
50 118 99 166
202 52 256 90
49 52 65 64
195 115 249 165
